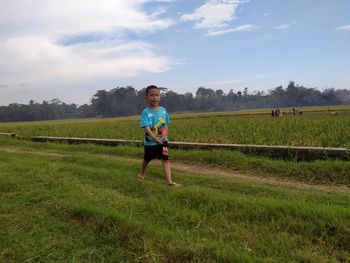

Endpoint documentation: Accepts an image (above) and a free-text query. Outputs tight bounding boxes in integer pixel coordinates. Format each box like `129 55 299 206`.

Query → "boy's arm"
144 126 163 145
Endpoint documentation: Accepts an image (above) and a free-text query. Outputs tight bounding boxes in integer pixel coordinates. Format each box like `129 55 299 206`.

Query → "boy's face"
146 88 160 107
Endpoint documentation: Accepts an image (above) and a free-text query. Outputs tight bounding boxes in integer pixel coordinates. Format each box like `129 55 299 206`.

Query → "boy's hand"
155 138 163 145
144 126 163 145
160 127 167 142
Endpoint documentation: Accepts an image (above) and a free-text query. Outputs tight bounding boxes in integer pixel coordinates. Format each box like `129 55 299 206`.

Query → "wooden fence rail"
29 135 349 161
1 133 348 160
0 132 17 138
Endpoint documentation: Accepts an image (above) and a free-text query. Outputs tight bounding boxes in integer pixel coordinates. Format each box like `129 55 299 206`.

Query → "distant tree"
215 89 224 97
1 81 350 122
78 104 96 118
91 90 110 117
196 87 215 98
243 87 248 97
162 91 183 112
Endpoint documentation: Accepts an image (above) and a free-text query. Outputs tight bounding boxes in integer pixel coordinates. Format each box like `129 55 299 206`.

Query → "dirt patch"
115 156 350 195
169 161 350 195
0 147 68 158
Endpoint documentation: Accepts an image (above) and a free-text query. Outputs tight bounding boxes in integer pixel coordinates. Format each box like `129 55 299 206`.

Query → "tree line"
1 81 349 122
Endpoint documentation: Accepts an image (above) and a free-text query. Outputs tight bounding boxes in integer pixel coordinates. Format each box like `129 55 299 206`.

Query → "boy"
138 85 181 188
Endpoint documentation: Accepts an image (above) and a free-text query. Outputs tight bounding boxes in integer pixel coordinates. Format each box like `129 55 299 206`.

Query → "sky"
0 0 349 105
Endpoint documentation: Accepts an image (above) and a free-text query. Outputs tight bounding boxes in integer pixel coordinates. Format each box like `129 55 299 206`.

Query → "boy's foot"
137 174 145 180
167 182 181 188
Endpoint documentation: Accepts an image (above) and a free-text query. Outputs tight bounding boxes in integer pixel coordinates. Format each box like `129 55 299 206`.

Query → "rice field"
0 108 350 148
1 107 349 261
1 138 350 262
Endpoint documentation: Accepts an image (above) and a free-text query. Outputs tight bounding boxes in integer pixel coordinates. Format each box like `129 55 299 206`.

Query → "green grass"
1 105 349 126
1 139 350 262
1 110 350 148
1 138 350 185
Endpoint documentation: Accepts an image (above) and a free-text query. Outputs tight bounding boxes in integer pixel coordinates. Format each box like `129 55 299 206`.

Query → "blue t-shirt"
140 106 170 146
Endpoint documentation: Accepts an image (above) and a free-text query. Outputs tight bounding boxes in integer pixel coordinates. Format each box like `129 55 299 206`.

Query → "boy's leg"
162 160 181 187
161 160 173 184
139 146 152 180
138 160 149 180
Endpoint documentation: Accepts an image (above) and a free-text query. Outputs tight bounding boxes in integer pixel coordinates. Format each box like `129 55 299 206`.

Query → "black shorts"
144 144 169 162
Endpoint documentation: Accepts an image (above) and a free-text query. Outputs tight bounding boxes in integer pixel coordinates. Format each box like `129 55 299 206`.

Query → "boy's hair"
145 85 160 95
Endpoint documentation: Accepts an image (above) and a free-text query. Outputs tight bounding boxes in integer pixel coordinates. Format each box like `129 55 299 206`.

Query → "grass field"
1 107 350 148
1 138 349 185
1 107 349 262
1 138 350 262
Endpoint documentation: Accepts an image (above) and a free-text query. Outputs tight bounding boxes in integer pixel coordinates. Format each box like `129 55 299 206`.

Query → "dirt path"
1 146 349 195
0 147 67 157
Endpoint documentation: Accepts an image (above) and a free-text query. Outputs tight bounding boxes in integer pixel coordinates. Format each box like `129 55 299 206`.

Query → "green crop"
1 111 349 148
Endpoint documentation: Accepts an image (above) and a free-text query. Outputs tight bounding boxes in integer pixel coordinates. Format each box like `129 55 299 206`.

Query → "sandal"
137 174 145 181
168 182 181 188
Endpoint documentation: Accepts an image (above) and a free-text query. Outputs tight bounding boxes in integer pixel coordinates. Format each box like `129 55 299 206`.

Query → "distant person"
275 108 281 117
137 85 181 188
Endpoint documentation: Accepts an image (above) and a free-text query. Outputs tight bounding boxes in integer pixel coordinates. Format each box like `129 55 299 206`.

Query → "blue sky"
0 0 349 105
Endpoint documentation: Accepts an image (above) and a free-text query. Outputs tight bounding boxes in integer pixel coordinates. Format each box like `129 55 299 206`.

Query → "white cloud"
0 37 172 86
206 24 258 36
180 0 248 29
335 24 350 31
150 8 168 19
0 0 176 90
0 0 175 37
274 24 291 30
182 74 271 91
253 74 270 79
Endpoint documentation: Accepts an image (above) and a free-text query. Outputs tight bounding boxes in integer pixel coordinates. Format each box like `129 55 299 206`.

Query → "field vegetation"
1 137 349 187
1 138 350 262
1 82 349 122
1 108 350 148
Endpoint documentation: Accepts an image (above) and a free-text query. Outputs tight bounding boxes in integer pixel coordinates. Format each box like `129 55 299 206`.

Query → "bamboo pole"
0 132 17 138
29 136 349 161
